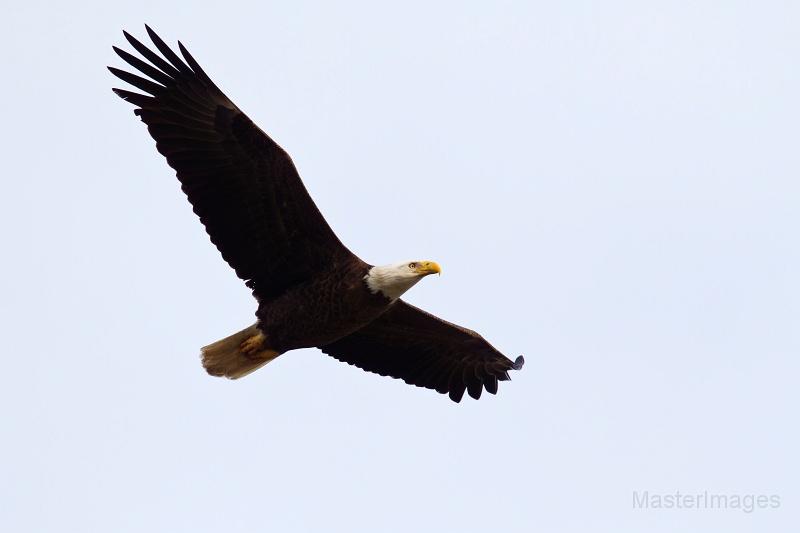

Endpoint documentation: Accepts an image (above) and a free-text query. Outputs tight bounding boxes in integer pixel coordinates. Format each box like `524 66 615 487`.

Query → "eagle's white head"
364 260 442 300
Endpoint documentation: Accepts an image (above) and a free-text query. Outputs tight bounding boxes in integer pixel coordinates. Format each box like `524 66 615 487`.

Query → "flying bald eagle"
109 26 524 402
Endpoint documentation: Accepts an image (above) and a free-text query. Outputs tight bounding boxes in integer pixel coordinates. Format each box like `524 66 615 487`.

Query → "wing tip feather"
448 387 465 403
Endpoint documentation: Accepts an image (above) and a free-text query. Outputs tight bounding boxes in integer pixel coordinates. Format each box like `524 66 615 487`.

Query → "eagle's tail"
200 324 280 379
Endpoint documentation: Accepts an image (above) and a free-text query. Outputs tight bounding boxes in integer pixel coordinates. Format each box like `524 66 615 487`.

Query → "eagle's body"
256 260 383 352
110 26 524 402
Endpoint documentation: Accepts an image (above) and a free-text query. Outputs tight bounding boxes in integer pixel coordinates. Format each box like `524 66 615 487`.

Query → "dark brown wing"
109 26 358 299
320 301 524 402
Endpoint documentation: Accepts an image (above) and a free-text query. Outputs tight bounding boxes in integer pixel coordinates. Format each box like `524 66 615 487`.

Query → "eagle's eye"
408 262 417 269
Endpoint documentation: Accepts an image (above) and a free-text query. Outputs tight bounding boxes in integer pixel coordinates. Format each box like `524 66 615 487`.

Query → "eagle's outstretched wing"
320 301 524 402
110 26 359 299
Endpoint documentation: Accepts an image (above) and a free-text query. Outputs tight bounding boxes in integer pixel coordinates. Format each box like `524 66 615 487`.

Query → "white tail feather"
200 324 280 379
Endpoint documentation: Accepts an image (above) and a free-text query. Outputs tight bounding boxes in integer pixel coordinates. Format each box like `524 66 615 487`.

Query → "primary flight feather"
109 25 523 402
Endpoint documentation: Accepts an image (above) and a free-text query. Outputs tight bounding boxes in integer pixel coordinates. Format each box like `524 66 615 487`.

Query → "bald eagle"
109 26 524 402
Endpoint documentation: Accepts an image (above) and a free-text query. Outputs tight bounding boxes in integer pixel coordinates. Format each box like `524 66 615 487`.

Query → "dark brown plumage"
110 25 524 402
321 301 524 402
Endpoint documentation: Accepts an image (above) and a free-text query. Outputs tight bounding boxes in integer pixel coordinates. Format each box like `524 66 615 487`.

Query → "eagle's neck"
363 264 422 300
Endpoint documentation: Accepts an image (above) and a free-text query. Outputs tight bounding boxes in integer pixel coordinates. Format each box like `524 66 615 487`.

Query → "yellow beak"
415 261 442 276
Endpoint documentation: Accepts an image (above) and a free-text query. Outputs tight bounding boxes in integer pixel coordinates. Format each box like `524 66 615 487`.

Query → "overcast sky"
1 1 798 531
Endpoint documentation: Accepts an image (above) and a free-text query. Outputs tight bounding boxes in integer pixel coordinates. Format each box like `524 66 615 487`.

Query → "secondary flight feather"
109 25 524 402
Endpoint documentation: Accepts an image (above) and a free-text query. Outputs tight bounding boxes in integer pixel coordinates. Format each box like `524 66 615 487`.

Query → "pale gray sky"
1 1 798 531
